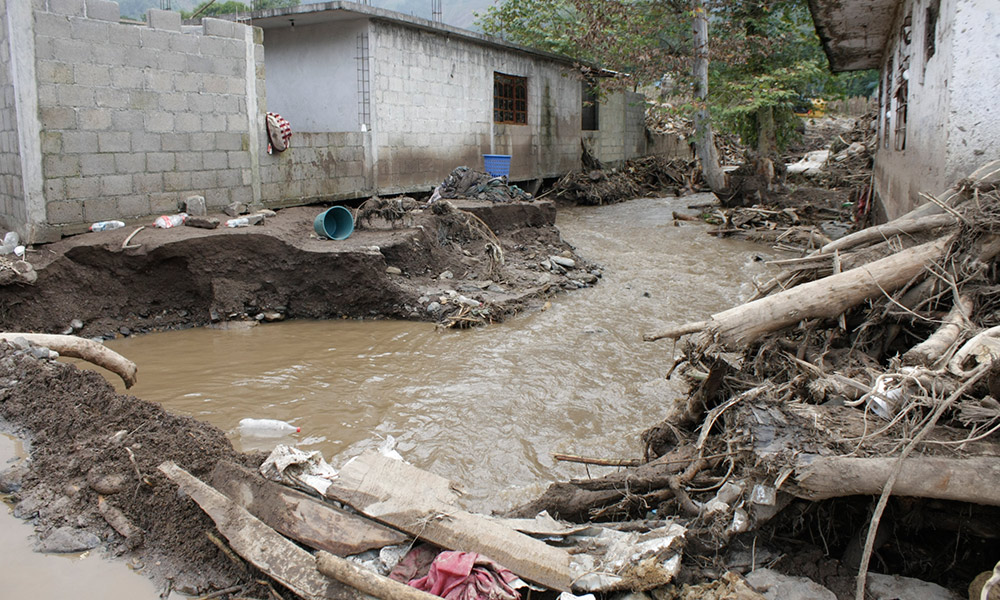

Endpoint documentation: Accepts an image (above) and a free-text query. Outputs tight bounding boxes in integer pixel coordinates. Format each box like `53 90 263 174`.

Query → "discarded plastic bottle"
90 220 126 232
238 418 300 436
153 213 188 229
225 217 250 228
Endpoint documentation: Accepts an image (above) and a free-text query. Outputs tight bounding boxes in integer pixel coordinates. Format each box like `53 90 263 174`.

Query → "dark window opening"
894 80 908 151
582 81 599 131
925 0 940 64
494 73 527 125
882 56 893 149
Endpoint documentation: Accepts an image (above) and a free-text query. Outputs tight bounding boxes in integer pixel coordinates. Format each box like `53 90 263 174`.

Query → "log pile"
515 161 1000 596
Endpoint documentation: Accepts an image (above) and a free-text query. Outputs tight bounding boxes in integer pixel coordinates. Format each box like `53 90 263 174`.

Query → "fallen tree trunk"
902 295 973 367
316 551 439 600
791 455 1000 506
644 236 950 347
0 332 137 387
817 213 956 256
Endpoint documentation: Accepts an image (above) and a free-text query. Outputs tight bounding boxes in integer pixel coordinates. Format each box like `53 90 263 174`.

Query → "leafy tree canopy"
478 0 877 151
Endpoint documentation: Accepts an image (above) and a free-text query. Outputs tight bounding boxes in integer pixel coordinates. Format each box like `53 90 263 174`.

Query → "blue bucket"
483 154 512 177
313 206 354 240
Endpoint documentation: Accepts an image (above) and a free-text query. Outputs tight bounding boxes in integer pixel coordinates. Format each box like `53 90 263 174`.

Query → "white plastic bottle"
237 418 301 436
225 217 250 228
153 213 188 228
90 220 126 232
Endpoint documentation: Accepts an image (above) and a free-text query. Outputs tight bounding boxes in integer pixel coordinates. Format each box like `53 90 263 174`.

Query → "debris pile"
554 156 700 205
432 167 533 204
516 161 1000 597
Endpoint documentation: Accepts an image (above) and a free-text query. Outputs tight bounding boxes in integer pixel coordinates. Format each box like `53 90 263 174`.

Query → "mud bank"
0 200 596 338
0 343 265 596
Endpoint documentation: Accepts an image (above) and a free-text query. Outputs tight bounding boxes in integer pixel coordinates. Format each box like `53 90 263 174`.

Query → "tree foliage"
181 0 298 17
478 0 877 152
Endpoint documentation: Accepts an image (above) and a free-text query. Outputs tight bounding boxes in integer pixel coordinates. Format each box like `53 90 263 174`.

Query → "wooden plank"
316 551 442 600
324 451 572 592
209 461 409 557
158 461 371 600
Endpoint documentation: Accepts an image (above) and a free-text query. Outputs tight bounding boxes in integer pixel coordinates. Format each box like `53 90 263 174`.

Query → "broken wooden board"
209 461 409 556
158 461 371 600
325 451 573 592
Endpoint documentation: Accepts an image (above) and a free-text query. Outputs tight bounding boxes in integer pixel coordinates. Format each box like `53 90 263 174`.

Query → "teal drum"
313 206 355 240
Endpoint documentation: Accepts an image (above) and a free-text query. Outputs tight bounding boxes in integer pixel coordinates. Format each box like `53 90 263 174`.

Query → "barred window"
494 73 527 125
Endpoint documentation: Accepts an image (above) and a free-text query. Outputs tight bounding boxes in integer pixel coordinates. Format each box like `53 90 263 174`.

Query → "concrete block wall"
371 21 579 191
29 2 264 234
259 131 370 206
0 0 26 234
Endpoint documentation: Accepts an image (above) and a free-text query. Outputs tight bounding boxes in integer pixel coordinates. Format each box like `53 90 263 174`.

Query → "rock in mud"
745 568 837 600
70 319 83 331
34 526 101 553
88 471 126 495
551 255 576 269
182 196 207 216
0 463 27 492
186 216 220 230
866 573 961 600
223 201 249 217
386 266 402 275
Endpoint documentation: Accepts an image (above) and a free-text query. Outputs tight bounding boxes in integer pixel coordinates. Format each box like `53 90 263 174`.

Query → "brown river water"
2 194 781 598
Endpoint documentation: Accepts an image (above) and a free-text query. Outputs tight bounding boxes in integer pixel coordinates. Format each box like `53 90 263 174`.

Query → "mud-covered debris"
433 167 533 204
554 156 699 205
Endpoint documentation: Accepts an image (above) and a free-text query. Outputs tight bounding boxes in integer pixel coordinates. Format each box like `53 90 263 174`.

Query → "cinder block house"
809 0 1000 219
245 2 685 205
0 0 684 243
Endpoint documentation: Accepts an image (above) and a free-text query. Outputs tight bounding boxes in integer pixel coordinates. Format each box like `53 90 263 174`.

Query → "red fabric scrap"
407 551 520 600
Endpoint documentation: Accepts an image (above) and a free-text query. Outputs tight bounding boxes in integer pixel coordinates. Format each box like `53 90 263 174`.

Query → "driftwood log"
0 332 137 387
644 237 951 347
316 552 440 600
902 295 973 366
791 455 1000 506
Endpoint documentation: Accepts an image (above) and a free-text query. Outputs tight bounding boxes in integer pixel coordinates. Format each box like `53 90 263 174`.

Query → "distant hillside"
116 0 498 30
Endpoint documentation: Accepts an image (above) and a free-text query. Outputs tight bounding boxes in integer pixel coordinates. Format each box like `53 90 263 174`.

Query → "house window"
894 80 908 151
494 73 527 125
924 0 940 65
582 81 599 131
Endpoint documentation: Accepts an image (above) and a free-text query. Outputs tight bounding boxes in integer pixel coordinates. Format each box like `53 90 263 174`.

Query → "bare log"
316 551 440 600
903 295 973 367
644 237 950 348
0 333 137 388
818 213 956 255
792 455 1000 506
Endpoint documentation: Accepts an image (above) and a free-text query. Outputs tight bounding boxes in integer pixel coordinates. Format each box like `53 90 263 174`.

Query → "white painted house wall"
263 19 367 133
875 0 1000 219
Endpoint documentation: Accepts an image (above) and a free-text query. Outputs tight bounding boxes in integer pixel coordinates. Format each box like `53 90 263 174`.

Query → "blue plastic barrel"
313 206 355 240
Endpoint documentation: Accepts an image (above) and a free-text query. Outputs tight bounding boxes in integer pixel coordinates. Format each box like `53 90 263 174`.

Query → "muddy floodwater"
106 195 778 510
4 194 781 598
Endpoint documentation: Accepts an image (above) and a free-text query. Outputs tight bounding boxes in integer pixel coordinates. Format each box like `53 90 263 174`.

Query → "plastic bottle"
237 418 301 436
153 213 188 229
90 220 126 232
225 217 250 228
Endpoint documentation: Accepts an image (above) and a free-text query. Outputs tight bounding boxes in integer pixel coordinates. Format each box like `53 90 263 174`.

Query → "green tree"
181 1 250 18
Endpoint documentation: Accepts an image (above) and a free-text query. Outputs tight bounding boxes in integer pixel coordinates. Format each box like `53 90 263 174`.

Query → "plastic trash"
0 231 19 254
225 217 250 228
89 220 126 232
153 213 187 229
237 418 300 436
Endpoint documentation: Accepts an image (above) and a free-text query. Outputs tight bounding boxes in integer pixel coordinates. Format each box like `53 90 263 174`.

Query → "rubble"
554 156 701 205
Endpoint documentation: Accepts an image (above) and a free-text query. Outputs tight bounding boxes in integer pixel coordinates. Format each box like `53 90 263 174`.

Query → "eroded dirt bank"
0 343 265 596
0 200 596 337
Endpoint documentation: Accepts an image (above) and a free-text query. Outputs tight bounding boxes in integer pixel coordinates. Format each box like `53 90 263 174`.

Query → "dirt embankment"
0 343 264 596
0 200 597 337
